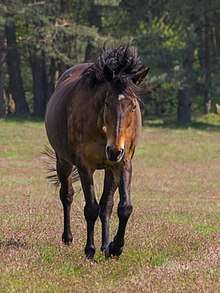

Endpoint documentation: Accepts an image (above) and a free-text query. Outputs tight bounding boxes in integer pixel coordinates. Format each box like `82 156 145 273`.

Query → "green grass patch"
0 150 17 158
38 245 59 264
0 272 61 293
1 117 220 292
196 113 220 125
165 212 193 225
164 212 219 235
146 113 220 131
0 119 47 159
149 250 168 267
194 224 219 235
58 263 83 277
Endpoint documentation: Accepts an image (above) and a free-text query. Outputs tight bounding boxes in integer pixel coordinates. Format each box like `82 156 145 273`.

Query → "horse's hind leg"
57 157 74 245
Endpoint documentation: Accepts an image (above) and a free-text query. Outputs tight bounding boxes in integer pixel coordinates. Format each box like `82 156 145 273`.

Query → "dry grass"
0 116 220 292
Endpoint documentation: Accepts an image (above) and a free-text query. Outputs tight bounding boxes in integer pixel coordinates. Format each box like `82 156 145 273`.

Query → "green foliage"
0 0 220 117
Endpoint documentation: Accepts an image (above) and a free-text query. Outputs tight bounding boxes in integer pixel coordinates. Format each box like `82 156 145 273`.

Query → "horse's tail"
42 146 80 186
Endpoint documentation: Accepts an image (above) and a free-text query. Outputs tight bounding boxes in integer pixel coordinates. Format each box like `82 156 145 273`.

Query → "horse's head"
85 45 149 163
102 67 149 163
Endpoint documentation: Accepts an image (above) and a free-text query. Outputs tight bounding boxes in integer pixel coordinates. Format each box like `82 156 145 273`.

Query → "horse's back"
45 63 92 161
56 63 93 88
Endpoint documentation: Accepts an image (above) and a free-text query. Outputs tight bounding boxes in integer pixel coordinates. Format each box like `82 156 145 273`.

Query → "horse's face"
103 91 137 163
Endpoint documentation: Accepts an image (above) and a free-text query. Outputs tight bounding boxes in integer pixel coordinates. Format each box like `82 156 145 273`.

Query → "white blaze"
118 94 125 101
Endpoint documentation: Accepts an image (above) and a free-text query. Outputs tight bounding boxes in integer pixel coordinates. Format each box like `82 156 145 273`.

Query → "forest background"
0 0 220 123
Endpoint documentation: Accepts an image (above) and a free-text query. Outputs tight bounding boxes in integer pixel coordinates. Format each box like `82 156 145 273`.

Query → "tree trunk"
84 41 97 62
5 16 29 115
45 57 56 102
204 11 212 114
0 26 6 117
0 68 5 117
177 42 195 124
177 88 191 124
30 50 46 117
60 0 70 13
84 2 101 62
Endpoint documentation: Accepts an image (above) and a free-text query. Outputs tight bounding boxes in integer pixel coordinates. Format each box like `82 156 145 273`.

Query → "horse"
45 46 149 259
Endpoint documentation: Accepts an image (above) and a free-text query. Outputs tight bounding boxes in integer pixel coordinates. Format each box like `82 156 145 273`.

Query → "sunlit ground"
0 115 219 292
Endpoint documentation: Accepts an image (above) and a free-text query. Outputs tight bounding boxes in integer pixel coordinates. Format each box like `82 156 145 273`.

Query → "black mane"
83 45 145 88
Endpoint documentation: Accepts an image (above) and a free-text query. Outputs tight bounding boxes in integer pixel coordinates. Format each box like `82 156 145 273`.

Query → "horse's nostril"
106 146 114 160
118 148 124 156
106 146 111 154
106 146 124 162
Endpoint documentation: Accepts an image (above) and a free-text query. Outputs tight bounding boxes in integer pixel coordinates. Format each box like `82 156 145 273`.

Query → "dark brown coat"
45 46 149 259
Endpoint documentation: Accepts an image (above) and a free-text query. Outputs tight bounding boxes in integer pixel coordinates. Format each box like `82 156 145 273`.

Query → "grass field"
0 116 220 292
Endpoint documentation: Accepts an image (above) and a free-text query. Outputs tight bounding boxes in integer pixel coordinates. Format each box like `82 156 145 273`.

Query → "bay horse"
45 46 149 259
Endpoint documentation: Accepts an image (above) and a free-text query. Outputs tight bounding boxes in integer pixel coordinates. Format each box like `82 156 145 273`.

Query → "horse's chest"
79 141 106 166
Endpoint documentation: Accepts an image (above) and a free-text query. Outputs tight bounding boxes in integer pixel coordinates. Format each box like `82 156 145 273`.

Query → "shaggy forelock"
84 45 144 83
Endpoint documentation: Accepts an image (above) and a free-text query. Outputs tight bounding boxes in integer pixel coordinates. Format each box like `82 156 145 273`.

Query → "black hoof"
62 232 73 245
85 246 95 259
105 242 123 258
103 245 110 258
101 244 108 252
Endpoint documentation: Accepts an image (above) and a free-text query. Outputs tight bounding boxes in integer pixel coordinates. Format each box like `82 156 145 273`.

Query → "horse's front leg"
78 165 99 259
107 160 133 257
99 169 118 254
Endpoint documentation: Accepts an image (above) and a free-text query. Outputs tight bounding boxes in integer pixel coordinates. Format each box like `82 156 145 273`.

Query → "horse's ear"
131 67 150 85
103 65 114 81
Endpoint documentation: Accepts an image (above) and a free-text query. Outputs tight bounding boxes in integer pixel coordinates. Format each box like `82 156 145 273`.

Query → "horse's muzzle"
106 145 124 162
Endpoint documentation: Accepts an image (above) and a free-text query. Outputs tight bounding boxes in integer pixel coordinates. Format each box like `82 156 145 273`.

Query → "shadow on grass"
3 115 44 124
2 114 220 132
0 237 27 249
144 116 220 132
